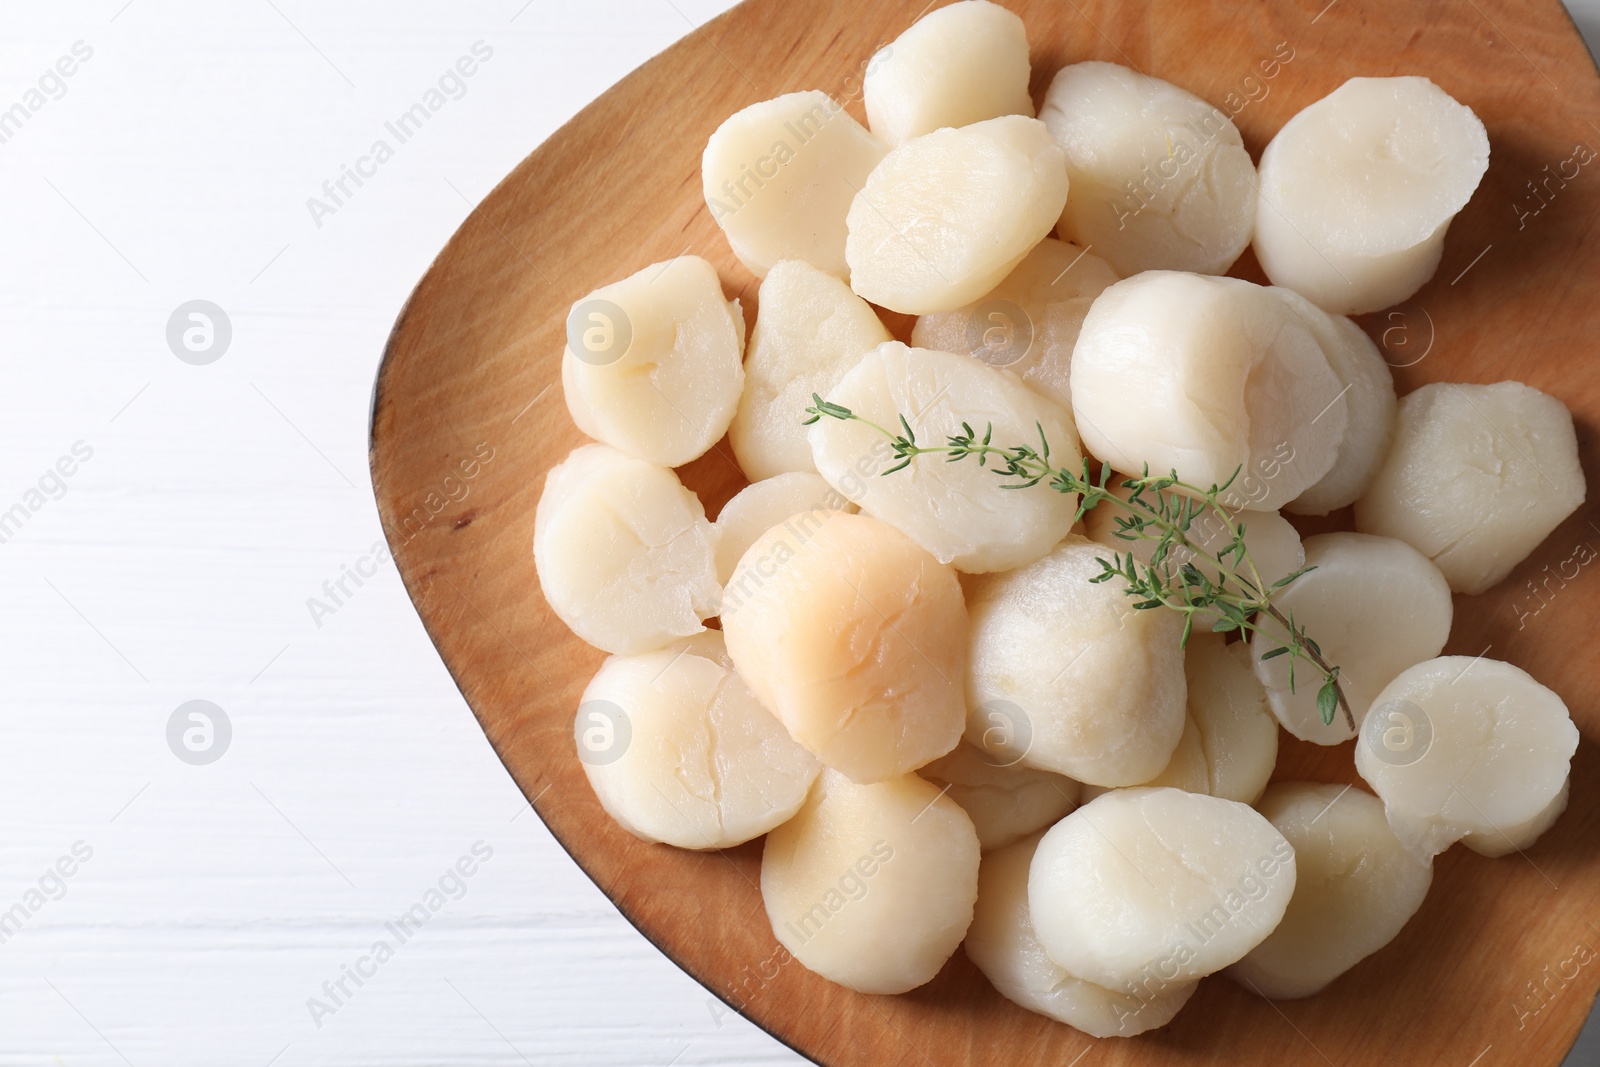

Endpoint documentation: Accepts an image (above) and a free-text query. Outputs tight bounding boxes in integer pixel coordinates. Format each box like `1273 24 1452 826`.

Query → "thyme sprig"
803 395 1353 729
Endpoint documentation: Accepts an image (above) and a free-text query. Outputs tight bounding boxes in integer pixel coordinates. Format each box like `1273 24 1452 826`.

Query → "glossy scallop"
562 256 744 468
809 341 1081 573
711 472 854 586
1355 656 1578 856
1143 631 1278 804
966 830 1197 1037
1250 533 1453 745
1354 381 1585 594
965 536 1187 786
1071 271 1348 512
576 632 820 849
1253 76 1490 315
845 116 1069 315
1228 783 1433 1000
730 259 893 482
722 511 968 783
763 769 980 994
702 92 887 279
863 0 1034 148
1029 787 1297 989
533 444 720 655
1041 61 1257 276
1270 287 1398 516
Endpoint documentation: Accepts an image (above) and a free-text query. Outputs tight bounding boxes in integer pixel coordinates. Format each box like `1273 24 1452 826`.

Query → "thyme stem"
803 396 1354 730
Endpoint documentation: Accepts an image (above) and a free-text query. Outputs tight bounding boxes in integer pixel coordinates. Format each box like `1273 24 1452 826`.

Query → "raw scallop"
722 511 967 783
864 0 1034 148
1041 61 1257 276
703 92 887 279
1271 287 1398 516
1253 76 1490 315
919 743 1079 851
711 472 854 586
966 830 1197 1037
965 536 1187 786
562 256 745 468
846 116 1069 314
1143 631 1278 804
1029 787 1297 989
577 632 820 849
763 768 979 993
1355 656 1577 856
1354 381 1585 595
534 444 720 655
1071 271 1348 512
809 342 1080 573
1251 532 1453 745
730 259 892 481
1228 783 1433 1000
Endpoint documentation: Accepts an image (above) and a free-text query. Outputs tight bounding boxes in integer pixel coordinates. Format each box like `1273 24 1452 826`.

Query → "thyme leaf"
803 400 1354 730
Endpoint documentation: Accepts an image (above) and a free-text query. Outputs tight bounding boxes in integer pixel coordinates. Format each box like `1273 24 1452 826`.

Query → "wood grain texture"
369 1 1600 1063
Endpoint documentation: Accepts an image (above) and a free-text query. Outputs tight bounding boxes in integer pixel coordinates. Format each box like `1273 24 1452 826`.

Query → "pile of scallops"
533 0 1585 1038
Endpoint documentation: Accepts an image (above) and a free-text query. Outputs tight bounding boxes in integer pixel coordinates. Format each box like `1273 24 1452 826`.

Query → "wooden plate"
369 1 1600 1062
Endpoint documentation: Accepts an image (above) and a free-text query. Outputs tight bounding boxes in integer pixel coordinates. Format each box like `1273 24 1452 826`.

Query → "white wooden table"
2 2 1598 1065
